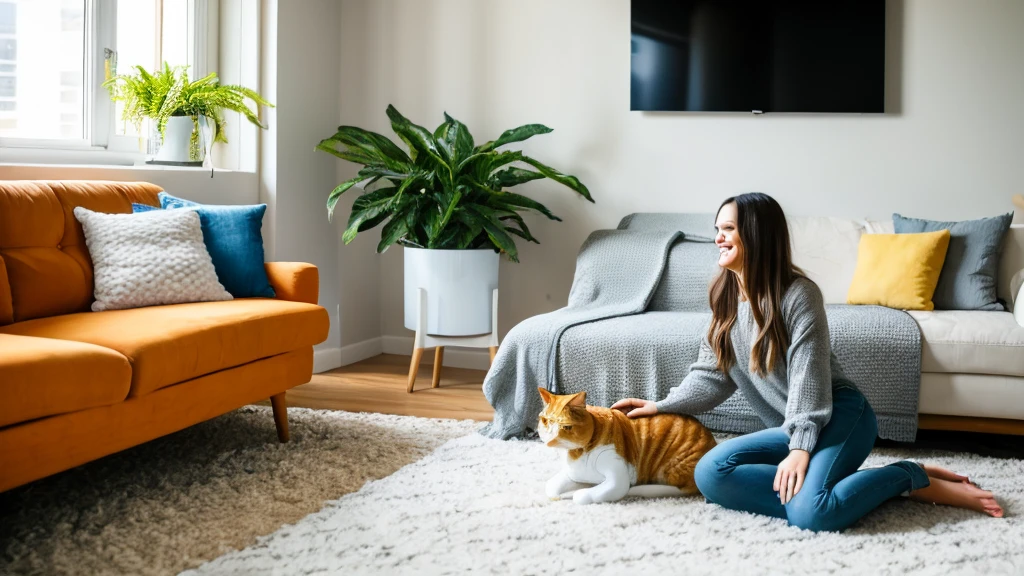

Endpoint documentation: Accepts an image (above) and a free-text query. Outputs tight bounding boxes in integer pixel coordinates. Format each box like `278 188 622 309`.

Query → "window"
0 37 13 60
0 0 210 152
113 0 191 139
0 3 14 35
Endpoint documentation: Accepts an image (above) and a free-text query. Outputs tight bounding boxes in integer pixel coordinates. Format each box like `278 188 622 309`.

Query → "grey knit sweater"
655 277 850 453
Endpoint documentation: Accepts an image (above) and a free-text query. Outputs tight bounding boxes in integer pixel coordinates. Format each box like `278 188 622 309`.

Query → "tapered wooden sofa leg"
270 393 290 443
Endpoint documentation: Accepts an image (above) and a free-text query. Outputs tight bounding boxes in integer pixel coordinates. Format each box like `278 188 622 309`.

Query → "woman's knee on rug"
694 448 736 504
784 491 850 533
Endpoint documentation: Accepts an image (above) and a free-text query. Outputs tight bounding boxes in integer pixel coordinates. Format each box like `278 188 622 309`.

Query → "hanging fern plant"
103 62 273 147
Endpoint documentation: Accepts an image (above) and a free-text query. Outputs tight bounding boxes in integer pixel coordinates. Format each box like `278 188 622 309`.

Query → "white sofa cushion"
907 310 1024 377
787 216 865 304
863 219 894 234
919 372 1024 420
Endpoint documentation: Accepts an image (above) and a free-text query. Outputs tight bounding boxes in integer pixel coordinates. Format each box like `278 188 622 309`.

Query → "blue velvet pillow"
131 203 160 213
893 212 1012 311
158 192 275 298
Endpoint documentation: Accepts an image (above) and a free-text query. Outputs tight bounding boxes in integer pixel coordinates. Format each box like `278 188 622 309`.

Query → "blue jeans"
693 387 930 532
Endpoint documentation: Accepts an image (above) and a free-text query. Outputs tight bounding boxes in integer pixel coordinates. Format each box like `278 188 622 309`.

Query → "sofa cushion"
908 310 1024 377
847 230 950 310
788 216 865 304
74 207 232 311
0 334 131 427
894 212 1013 311
919 372 1024 421
0 299 330 397
157 192 276 299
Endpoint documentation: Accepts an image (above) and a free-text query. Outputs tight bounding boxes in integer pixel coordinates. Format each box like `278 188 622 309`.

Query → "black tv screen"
631 0 886 113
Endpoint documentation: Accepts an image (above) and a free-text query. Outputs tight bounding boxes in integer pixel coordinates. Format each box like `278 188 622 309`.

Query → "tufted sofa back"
0 181 162 325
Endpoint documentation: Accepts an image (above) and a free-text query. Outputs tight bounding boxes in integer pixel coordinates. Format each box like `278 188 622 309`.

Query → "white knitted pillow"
74 206 232 312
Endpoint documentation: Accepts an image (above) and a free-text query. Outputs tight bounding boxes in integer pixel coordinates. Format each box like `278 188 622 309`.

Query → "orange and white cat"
538 388 716 505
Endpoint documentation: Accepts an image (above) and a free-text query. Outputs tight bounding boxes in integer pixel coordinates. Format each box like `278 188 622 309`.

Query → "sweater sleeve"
655 337 737 415
782 279 834 453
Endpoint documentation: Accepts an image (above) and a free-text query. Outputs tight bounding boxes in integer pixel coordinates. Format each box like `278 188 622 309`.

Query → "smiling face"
715 202 744 274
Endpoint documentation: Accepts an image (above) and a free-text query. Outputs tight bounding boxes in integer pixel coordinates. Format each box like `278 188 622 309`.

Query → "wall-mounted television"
631 0 886 113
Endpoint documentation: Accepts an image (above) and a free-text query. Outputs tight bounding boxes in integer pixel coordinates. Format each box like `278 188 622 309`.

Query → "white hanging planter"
403 247 499 336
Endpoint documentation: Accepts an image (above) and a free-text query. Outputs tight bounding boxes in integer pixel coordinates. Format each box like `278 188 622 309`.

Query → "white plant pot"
404 247 499 336
154 115 202 162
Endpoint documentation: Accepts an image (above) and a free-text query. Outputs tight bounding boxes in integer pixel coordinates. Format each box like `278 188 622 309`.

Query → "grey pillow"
892 212 1012 311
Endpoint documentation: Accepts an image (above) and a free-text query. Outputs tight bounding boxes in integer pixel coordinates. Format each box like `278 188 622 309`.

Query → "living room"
1 0 1022 574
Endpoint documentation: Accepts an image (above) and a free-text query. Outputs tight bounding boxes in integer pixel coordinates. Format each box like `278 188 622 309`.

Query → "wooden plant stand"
407 287 499 393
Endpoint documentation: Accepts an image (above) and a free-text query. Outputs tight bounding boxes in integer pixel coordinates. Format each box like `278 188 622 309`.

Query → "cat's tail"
626 485 689 498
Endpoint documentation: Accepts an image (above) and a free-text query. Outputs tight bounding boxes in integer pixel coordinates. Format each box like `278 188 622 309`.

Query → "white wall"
261 0 344 370
333 0 1024 361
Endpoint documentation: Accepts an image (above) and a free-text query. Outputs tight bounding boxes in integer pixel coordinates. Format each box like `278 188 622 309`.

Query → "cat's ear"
538 387 553 404
568 391 587 407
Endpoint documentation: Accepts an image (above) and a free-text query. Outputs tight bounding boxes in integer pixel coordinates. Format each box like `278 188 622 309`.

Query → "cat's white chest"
564 444 638 486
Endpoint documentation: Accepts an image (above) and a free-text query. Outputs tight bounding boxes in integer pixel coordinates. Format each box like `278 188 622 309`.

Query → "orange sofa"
0 181 329 492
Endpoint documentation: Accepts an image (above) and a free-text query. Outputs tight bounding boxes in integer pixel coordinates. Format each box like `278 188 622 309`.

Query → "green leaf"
443 112 474 162
491 167 546 188
453 210 484 249
327 175 367 220
316 140 386 167
520 155 594 202
465 204 518 262
487 191 561 221
430 188 462 244
475 124 553 153
320 125 414 171
377 215 410 253
500 213 539 243
342 187 398 244
385 105 450 172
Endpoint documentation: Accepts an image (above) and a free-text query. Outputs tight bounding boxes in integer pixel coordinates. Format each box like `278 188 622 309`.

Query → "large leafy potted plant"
103 63 273 163
317 105 593 336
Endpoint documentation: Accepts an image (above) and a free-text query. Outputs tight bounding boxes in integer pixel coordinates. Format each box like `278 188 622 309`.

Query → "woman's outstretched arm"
612 336 736 419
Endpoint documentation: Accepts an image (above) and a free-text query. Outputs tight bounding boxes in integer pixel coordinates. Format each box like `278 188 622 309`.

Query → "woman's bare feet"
909 475 1004 518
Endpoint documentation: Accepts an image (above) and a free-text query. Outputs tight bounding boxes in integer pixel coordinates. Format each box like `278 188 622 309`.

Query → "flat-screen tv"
631 1 886 113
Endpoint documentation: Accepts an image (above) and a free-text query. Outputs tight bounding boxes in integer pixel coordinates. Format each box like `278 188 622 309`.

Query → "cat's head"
537 388 593 449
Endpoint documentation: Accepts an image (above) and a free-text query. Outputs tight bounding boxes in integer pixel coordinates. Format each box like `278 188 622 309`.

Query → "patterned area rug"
189 432 1024 575
0 407 478 575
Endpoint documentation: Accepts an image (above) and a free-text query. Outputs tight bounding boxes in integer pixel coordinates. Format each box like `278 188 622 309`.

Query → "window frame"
0 0 212 162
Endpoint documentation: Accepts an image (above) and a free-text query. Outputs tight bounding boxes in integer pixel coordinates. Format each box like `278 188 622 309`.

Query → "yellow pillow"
847 229 951 310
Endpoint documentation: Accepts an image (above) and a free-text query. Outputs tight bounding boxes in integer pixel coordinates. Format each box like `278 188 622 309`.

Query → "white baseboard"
313 347 343 373
339 337 383 367
380 335 491 371
313 338 385 373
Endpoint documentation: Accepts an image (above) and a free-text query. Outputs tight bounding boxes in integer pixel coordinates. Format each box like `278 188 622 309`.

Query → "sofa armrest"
265 262 319 304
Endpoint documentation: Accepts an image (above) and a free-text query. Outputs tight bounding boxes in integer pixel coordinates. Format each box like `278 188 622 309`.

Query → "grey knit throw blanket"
481 214 922 442
479 229 683 439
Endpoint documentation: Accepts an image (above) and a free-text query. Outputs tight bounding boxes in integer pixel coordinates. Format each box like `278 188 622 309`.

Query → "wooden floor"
282 353 494 421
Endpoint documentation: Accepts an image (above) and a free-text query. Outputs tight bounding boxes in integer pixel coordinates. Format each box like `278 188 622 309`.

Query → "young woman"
611 193 1003 532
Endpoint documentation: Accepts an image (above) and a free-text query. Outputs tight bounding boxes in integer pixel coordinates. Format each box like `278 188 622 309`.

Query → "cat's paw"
572 489 595 505
545 483 564 500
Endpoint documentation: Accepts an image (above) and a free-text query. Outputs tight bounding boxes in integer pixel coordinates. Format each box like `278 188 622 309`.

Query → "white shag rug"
187 431 1024 575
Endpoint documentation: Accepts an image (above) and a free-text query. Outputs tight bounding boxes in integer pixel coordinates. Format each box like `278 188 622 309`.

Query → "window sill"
0 147 249 175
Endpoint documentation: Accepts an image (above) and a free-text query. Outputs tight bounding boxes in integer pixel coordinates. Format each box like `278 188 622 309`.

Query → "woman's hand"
610 398 658 419
774 449 810 505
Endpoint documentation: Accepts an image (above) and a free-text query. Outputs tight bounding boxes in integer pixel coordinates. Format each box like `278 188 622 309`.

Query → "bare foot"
909 477 1004 518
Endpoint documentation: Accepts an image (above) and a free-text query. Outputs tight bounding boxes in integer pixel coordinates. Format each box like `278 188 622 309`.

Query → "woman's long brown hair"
708 193 804 376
